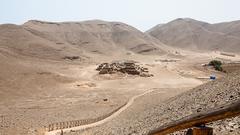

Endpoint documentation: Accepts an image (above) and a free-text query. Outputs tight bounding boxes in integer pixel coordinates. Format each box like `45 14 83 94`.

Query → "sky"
1 0 240 31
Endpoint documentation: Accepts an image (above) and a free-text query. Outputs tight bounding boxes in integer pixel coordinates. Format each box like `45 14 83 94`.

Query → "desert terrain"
0 19 240 135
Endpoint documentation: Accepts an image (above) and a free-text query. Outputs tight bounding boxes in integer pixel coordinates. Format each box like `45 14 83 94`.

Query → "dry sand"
0 19 240 135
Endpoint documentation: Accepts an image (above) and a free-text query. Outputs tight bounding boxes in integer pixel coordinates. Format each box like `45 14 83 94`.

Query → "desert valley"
0 18 240 135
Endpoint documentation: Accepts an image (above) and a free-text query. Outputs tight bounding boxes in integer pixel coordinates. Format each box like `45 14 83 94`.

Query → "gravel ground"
0 88 132 135
65 71 240 135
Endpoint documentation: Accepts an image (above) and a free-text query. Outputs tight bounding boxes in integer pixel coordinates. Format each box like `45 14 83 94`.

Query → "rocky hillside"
147 18 240 53
160 70 240 135
68 70 240 135
148 70 240 134
207 20 240 38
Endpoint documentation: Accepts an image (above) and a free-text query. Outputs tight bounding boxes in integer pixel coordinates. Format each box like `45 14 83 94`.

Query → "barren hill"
0 20 168 62
0 24 67 60
207 20 240 38
22 20 166 56
0 20 171 100
1 19 240 135
147 18 240 53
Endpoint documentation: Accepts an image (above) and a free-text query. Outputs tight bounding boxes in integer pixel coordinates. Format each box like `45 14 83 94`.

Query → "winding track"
45 89 159 135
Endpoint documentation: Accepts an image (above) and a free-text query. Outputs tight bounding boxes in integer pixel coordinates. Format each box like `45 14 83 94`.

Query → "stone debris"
96 61 153 77
63 56 80 60
155 59 179 62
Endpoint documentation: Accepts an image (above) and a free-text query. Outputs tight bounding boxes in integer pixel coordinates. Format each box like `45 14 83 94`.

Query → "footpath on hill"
65 71 240 135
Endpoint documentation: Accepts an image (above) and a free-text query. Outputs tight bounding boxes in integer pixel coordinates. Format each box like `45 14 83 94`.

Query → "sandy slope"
0 19 240 135
207 20 240 37
147 18 240 53
64 70 240 135
0 19 170 135
0 49 209 135
45 89 157 135
23 20 167 55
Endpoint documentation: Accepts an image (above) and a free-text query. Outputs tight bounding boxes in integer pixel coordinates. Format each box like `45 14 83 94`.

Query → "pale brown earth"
207 20 240 37
0 19 240 135
23 20 168 55
64 70 240 135
147 18 240 53
0 51 206 135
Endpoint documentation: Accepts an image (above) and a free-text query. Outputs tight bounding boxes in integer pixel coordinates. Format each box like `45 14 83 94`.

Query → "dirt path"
44 89 159 135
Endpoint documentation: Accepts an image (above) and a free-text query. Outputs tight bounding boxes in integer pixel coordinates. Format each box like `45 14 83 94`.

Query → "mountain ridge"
147 18 240 53
0 19 168 61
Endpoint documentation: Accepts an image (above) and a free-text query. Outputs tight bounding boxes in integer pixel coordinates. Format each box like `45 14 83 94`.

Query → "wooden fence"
44 102 127 132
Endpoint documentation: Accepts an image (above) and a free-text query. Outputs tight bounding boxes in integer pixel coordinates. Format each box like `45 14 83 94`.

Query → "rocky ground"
0 54 204 135
65 70 240 135
96 60 153 77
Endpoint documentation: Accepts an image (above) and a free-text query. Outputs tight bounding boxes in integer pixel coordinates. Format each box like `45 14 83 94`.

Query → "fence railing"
149 100 240 135
43 102 127 133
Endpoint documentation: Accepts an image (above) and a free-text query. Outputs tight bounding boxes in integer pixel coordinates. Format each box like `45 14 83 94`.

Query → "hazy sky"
1 0 240 31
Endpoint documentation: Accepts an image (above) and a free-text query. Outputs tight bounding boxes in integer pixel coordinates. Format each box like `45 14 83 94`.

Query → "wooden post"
56 123 59 130
60 122 62 129
192 126 213 135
